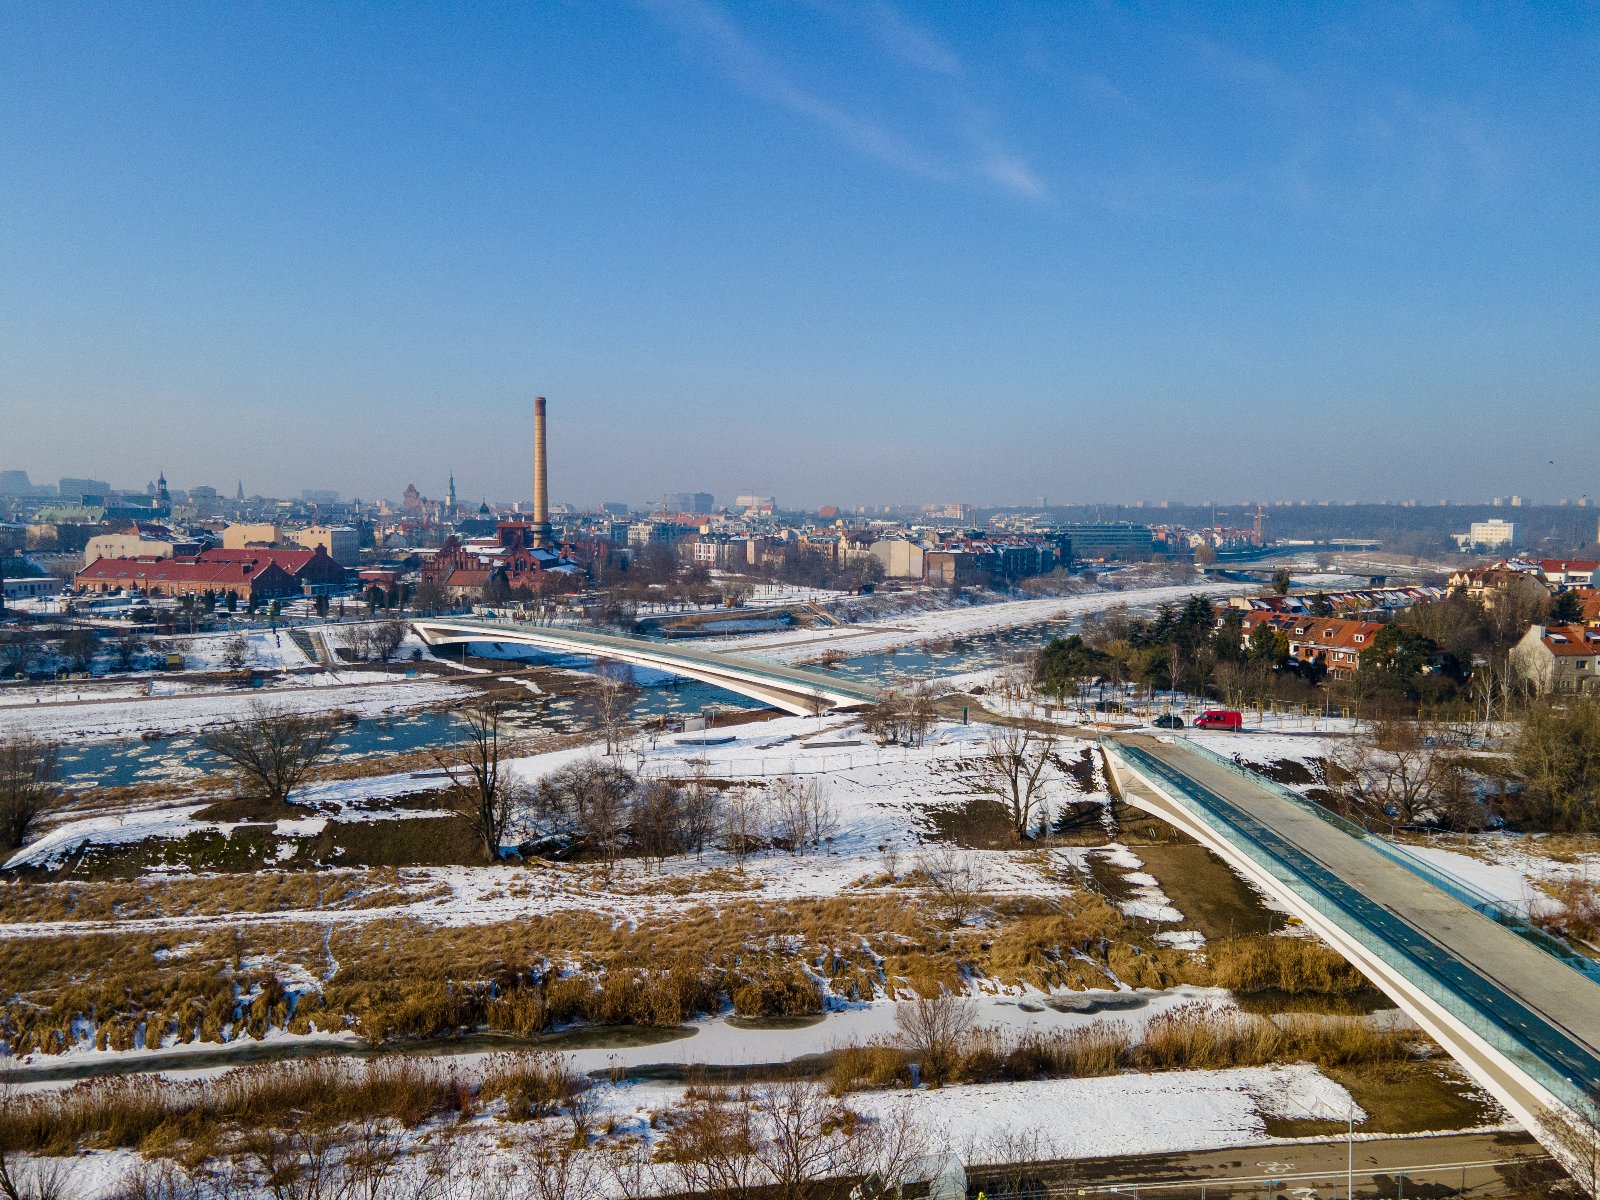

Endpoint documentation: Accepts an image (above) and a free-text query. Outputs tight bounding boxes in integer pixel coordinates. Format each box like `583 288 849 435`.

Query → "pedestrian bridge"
1104 734 1600 1191
409 616 881 716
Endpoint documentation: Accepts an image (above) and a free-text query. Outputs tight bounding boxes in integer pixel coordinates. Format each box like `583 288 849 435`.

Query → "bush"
730 962 824 1017
1207 935 1366 995
478 1050 581 1120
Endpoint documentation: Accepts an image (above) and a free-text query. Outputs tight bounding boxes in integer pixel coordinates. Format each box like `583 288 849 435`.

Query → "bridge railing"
415 617 880 703
1168 736 1600 985
1106 739 1600 1122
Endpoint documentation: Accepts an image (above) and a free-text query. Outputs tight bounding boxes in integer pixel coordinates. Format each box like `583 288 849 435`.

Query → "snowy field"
3 715 1100 915
702 582 1256 664
0 671 472 742
33 1063 1385 1200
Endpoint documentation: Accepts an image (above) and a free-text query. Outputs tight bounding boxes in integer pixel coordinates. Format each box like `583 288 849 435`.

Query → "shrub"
730 964 824 1018
479 1051 581 1120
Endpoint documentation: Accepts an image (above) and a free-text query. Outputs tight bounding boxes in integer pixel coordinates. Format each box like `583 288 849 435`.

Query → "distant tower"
156 471 170 506
531 395 553 546
447 471 457 513
1253 503 1265 545
236 480 245 502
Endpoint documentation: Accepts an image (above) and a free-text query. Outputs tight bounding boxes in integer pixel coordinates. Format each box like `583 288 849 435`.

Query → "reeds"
824 1001 1415 1093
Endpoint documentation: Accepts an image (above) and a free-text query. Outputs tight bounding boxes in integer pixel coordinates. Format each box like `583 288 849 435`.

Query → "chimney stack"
532 395 552 545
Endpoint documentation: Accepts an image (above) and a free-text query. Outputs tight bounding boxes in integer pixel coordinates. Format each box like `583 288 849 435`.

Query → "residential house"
1511 624 1600 695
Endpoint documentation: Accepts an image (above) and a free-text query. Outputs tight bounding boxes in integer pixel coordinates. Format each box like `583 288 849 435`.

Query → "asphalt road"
969 1131 1550 1199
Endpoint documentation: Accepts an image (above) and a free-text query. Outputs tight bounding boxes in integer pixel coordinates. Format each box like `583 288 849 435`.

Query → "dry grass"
477 1050 582 1120
609 867 765 897
825 1002 1419 1093
0 886 1208 1053
0 869 437 923
0 876 1373 1059
1534 877 1600 942
0 1056 472 1157
1205 934 1368 996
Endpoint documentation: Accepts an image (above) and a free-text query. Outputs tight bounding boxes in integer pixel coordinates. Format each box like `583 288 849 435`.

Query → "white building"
868 538 926 579
1456 518 1521 552
3 575 65 602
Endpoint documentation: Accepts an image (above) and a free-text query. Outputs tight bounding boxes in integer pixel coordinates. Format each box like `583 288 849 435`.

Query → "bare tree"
222 635 251 671
752 1079 858 1199
904 683 939 747
59 628 98 674
767 775 837 852
633 776 685 870
660 1085 763 1200
199 704 339 814
435 700 524 862
973 725 1059 839
863 684 939 747
847 1098 929 1199
679 766 723 858
1547 1086 1600 1200
531 758 636 862
914 847 989 923
0 735 59 850
367 619 407 664
722 788 768 868
524 1128 596 1200
110 631 146 672
591 660 638 755
1329 718 1459 831
895 992 977 1086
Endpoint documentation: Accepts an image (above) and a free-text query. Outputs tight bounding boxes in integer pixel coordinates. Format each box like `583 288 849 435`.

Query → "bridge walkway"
410 617 881 713
1113 735 1600 1121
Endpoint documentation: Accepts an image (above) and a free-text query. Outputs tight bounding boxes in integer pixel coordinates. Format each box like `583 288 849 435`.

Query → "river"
53 618 1081 790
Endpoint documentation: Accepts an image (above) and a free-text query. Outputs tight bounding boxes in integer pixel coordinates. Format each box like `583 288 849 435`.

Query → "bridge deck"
1116 734 1600 1110
415 618 881 705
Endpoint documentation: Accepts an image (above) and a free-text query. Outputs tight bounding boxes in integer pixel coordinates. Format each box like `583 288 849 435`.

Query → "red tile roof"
1539 624 1600 657
76 557 295 588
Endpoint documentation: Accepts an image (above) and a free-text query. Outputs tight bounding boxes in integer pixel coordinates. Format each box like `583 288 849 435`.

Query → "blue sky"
3 1 1597 508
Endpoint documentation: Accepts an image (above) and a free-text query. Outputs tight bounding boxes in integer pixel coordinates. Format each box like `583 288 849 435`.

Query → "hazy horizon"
5 3 1598 507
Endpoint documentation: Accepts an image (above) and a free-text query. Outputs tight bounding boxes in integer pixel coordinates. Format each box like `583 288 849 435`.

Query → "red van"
1194 709 1244 730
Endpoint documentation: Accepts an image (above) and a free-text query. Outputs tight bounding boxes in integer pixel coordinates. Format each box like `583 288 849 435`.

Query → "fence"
627 745 976 780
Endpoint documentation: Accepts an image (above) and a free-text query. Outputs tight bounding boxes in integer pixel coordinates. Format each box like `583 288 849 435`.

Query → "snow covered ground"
0 672 471 743
29 1062 1384 1200
2 714 1102 917
700 582 1256 664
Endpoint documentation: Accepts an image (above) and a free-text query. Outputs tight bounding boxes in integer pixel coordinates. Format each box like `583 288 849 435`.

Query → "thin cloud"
645 0 1046 201
978 148 1048 200
644 0 944 178
864 1 963 77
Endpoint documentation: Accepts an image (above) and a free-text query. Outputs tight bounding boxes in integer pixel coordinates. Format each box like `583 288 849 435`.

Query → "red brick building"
196 546 347 594
422 522 582 599
76 556 299 603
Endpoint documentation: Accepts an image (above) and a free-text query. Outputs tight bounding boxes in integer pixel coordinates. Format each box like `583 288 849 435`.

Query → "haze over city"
4 2 1599 505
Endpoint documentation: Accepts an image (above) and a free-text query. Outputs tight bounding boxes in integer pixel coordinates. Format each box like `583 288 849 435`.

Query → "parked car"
1151 713 1185 728
1193 709 1244 730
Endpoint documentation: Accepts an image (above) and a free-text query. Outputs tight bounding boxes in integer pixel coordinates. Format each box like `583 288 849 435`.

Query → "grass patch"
1132 842 1277 940
1261 1061 1499 1137
924 798 1021 848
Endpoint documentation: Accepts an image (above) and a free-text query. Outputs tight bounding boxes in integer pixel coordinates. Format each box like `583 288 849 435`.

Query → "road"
976 1131 1549 1198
